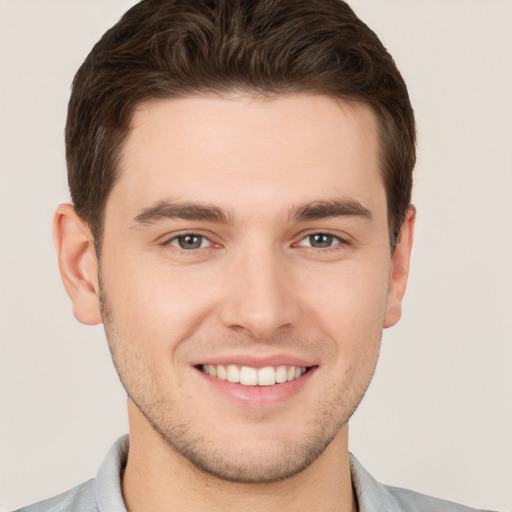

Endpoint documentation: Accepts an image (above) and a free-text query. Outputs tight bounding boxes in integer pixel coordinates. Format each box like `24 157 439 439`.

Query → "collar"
95 435 398 512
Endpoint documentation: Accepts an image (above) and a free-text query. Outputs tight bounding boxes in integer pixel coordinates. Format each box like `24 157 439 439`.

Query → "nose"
219 246 302 340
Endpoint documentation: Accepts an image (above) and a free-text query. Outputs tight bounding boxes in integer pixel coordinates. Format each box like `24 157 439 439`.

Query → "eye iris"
310 233 333 248
178 235 202 249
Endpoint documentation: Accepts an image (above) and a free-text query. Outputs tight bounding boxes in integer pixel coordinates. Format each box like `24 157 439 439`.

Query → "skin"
54 94 415 512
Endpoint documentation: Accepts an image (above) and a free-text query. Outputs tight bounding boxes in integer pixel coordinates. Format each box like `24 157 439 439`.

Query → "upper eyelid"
164 233 217 253
295 230 349 243
159 229 350 247
169 233 210 242
177 240 210 251
161 230 216 243
296 234 343 247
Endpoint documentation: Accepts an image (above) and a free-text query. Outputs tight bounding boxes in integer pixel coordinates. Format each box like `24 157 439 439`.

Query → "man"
15 1 495 511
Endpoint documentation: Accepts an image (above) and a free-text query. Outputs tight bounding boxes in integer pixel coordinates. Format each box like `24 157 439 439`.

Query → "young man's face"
77 94 413 482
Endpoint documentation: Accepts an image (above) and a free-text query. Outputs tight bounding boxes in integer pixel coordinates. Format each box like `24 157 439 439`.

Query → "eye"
167 234 212 250
297 233 343 249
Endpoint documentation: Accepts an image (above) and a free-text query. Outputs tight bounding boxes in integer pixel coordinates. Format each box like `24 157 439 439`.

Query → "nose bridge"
219 239 300 339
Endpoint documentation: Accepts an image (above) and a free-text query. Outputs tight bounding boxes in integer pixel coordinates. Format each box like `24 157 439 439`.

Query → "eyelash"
163 231 348 253
295 232 347 250
165 233 215 251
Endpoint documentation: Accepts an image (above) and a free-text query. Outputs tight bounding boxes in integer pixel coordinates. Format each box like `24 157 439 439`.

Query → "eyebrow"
133 197 372 227
133 200 232 225
290 199 373 222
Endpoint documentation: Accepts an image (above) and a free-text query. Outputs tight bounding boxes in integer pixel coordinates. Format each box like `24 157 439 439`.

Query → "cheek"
301 259 390 327
297 258 389 375
102 259 220 348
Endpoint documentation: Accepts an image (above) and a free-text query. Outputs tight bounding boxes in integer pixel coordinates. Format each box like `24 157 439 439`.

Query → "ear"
384 205 416 328
53 204 102 325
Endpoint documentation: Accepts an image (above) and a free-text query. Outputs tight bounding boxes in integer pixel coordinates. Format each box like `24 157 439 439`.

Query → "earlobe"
384 205 416 328
53 204 103 325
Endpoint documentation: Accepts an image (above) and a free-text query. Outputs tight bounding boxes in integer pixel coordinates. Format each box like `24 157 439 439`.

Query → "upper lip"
191 353 318 369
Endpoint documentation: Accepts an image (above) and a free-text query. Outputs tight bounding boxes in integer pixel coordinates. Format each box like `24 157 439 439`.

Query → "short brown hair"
66 0 415 249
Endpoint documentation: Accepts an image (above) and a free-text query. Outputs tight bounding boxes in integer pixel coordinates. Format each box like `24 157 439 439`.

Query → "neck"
122 404 356 512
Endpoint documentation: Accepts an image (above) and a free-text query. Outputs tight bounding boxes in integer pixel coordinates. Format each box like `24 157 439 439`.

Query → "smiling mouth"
198 364 311 387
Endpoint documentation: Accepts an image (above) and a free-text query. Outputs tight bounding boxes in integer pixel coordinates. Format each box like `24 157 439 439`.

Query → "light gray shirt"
14 435 494 512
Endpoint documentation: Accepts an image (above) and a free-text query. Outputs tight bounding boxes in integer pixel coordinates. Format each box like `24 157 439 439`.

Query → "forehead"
109 94 384 221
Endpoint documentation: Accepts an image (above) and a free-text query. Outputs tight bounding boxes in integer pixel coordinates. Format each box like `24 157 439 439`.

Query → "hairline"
88 89 399 255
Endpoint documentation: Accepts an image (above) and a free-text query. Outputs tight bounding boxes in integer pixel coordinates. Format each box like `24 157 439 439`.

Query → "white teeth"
216 365 227 381
239 366 258 386
227 364 239 383
275 365 287 383
257 366 276 386
201 364 308 386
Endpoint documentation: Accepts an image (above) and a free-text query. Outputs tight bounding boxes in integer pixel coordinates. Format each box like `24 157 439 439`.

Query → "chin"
174 439 331 483
150 415 345 484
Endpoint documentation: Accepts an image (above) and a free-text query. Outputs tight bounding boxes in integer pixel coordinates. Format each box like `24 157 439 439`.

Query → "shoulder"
13 479 97 512
349 453 495 512
13 435 129 512
384 484 495 512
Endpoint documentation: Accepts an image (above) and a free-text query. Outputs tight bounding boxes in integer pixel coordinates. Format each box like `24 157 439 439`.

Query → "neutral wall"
0 1 510 510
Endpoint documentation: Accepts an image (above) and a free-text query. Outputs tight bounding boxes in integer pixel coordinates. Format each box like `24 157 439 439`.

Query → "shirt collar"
95 435 398 512
350 453 400 511
96 434 129 511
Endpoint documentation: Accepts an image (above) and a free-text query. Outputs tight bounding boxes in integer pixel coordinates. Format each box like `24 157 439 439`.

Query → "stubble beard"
100 289 380 484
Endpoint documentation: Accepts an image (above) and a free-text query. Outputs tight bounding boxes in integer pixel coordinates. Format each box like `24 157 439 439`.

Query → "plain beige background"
0 1 511 510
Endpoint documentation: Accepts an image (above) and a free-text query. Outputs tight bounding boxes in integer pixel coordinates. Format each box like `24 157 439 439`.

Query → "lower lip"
196 367 317 406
